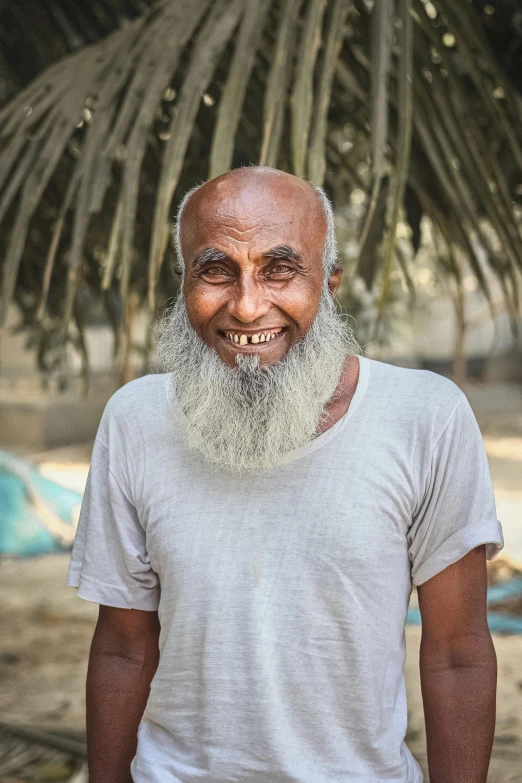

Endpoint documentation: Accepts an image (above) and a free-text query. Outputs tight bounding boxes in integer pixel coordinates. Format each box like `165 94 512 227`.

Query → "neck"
315 355 360 436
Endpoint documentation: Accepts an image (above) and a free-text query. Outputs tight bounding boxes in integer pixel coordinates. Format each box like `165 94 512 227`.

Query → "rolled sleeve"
409 393 504 587
67 437 160 611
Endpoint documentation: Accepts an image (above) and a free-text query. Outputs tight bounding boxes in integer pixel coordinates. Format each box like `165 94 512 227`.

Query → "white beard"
155 284 360 475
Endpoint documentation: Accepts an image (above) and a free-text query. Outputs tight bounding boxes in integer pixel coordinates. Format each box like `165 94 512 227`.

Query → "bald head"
174 167 339 283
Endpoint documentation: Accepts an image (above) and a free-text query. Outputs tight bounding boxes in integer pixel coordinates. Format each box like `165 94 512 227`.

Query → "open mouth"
219 327 287 347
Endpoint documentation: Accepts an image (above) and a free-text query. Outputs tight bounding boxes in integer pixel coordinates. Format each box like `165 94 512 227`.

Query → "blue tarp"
0 451 82 558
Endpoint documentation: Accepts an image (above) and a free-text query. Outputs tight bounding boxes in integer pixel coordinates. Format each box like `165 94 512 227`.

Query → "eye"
203 266 230 276
270 264 294 274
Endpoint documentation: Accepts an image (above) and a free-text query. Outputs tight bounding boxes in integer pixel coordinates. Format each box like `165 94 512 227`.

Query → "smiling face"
179 168 342 367
156 168 360 474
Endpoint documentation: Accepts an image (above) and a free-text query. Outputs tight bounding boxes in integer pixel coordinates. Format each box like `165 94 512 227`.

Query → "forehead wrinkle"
195 192 305 229
185 223 315 271
181 176 327 268
188 212 298 249
212 205 287 231
211 222 283 242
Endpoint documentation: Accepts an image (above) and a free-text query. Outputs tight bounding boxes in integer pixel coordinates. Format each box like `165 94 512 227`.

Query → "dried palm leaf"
357 0 392 253
209 0 272 177
259 0 303 167
375 0 413 324
308 0 350 185
0 0 520 376
290 0 328 177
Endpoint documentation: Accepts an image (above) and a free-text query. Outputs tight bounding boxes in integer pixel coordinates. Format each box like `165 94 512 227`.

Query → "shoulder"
97 373 169 447
364 357 466 441
105 373 167 413
365 356 464 405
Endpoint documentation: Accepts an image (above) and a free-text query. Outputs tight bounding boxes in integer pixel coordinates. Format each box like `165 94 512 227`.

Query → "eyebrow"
190 247 228 272
190 245 306 272
264 245 305 266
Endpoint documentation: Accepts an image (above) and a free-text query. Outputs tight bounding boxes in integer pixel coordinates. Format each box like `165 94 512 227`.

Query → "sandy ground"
0 379 521 781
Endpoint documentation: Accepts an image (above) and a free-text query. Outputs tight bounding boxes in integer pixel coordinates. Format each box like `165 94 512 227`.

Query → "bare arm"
417 545 497 783
86 605 160 783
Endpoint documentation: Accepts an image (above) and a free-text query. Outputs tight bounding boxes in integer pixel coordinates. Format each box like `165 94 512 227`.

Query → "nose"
227 272 270 324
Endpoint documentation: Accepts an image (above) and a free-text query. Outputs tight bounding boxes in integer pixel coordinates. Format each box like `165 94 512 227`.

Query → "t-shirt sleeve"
408 392 504 586
67 429 160 611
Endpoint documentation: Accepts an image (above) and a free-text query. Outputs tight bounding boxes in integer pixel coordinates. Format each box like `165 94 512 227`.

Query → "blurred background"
0 0 521 780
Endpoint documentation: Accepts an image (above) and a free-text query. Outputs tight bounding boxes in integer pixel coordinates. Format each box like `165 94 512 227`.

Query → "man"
68 166 504 783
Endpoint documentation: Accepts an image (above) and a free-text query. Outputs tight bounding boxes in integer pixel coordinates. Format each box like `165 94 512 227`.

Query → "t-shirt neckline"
166 354 371 468
274 353 370 467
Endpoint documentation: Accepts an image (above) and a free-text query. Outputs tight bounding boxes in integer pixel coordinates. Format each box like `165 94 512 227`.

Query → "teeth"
225 330 283 344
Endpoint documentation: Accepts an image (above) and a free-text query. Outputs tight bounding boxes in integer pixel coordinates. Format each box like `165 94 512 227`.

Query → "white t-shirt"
67 355 504 783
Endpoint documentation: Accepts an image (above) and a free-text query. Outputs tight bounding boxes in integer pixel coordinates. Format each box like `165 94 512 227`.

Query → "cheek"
278 281 321 332
184 284 226 329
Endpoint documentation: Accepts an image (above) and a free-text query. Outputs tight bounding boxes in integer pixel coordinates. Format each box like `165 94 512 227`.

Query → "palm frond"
356 0 392 253
308 0 350 185
209 0 272 178
290 0 328 177
0 0 520 376
259 0 302 167
375 0 413 325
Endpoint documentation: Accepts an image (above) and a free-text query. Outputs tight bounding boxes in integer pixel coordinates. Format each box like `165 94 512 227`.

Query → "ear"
327 267 343 297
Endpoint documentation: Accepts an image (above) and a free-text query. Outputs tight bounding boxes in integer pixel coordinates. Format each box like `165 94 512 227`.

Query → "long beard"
155 285 360 475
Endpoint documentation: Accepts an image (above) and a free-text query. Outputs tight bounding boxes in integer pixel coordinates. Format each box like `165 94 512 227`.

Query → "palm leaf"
259 0 303 167
209 0 272 178
0 0 520 375
308 0 351 185
357 0 392 253
290 0 328 177
374 0 413 327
